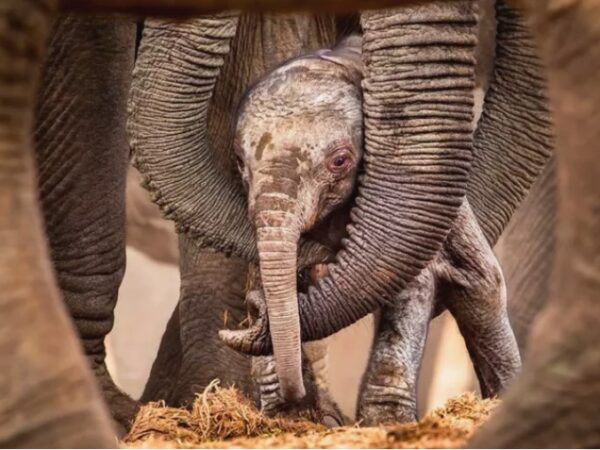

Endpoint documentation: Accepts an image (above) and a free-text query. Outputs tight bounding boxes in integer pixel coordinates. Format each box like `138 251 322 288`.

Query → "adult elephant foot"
95 364 141 436
357 269 435 426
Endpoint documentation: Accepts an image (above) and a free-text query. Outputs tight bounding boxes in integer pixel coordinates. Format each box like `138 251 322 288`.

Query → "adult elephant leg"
140 302 183 403
439 202 521 398
34 15 137 430
496 156 557 356
470 1 600 447
357 268 435 425
0 1 113 446
302 339 343 427
143 235 253 406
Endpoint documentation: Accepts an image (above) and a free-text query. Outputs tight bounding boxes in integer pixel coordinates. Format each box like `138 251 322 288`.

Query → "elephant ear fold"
468 0 554 245
128 15 258 262
317 34 363 85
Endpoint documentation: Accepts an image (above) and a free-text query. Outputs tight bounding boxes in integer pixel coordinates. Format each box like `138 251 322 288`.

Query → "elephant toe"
357 396 417 427
321 414 343 428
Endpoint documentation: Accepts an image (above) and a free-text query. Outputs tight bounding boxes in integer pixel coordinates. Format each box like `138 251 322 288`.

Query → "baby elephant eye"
333 155 348 167
327 148 353 173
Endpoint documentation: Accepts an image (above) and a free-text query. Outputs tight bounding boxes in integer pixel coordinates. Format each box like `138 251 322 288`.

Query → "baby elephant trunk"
254 198 305 402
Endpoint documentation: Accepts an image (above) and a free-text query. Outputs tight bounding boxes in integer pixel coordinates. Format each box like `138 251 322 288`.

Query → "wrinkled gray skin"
7 0 592 448
33 15 139 433
235 38 520 424
497 156 556 356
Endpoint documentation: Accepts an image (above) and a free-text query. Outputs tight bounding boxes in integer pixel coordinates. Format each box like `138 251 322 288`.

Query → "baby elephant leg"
437 202 521 397
302 263 344 426
251 347 342 426
245 267 284 415
252 353 284 415
251 349 322 418
357 268 436 425
247 265 342 425
303 338 344 426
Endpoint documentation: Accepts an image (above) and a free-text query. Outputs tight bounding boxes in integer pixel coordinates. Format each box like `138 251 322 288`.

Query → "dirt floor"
122 382 497 448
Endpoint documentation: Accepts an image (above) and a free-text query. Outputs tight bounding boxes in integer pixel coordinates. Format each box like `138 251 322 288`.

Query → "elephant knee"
473 256 507 312
439 240 507 319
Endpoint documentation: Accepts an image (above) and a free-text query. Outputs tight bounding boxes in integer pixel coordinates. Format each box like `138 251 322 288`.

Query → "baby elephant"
229 35 521 425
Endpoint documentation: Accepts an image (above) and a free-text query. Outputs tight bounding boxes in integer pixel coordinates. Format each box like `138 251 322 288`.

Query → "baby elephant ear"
128 15 258 261
318 34 364 85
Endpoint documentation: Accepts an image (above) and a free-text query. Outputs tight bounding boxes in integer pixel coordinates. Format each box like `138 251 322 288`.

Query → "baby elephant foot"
302 338 344 427
314 389 345 427
358 270 435 426
252 355 287 416
251 355 343 427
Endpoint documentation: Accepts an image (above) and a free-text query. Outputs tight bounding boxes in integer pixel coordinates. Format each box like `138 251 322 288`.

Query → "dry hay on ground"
123 382 497 448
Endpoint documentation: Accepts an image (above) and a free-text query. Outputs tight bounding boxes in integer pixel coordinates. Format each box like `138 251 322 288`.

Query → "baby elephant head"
234 36 363 402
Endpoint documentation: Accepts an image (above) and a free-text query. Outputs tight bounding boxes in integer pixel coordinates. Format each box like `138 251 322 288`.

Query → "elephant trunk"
468 0 554 244
128 14 253 260
254 194 304 401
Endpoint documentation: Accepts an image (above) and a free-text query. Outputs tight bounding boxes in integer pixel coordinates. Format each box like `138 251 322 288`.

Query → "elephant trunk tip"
279 369 306 403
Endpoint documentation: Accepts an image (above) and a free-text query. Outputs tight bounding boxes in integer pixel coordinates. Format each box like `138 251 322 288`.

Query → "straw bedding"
123 382 497 448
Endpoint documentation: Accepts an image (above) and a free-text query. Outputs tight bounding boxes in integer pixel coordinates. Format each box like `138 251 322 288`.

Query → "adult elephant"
129 0 553 401
3 0 596 447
